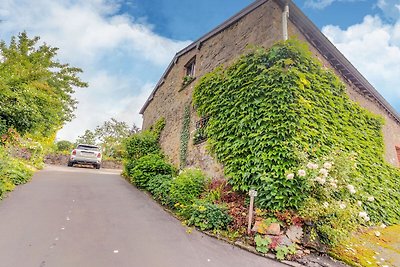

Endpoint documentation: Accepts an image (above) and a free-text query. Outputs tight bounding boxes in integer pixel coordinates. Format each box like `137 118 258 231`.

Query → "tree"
75 130 97 145
55 140 74 152
0 32 88 138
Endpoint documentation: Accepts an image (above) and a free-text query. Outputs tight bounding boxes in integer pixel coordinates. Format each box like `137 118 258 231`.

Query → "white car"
68 144 102 169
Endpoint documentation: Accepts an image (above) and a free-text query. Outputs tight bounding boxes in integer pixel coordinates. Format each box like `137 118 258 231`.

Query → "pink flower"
286 173 294 180
298 169 306 177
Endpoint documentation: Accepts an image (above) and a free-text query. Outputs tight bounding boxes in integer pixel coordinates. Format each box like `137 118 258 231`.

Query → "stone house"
139 0 400 178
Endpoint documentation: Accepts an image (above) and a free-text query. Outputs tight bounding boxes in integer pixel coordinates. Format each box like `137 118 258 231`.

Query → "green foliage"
128 154 176 189
55 140 74 153
193 39 400 224
180 105 190 169
275 245 296 260
75 129 97 146
170 169 208 205
0 32 87 137
124 130 160 160
124 118 165 161
254 234 271 254
182 76 195 89
183 200 232 231
149 117 165 138
147 174 174 206
193 127 207 145
4 158 33 185
0 146 33 199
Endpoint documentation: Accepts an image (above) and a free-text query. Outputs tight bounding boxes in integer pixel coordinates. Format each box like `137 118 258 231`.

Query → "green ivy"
180 105 190 169
193 39 400 224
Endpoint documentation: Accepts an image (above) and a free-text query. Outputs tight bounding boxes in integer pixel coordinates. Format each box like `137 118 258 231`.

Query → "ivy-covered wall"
193 40 400 224
141 0 284 178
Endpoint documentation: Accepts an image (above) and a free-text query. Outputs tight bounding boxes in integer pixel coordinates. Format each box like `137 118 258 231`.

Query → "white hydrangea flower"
286 173 294 180
359 211 368 218
307 163 318 169
298 169 306 177
323 202 329 208
368 196 375 202
357 201 362 207
339 203 346 209
364 216 370 222
380 223 387 229
347 184 356 194
323 162 332 169
330 182 337 189
375 231 381 237
319 168 328 177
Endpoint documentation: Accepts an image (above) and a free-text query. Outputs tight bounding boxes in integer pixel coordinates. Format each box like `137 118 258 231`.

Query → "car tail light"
72 149 76 155
97 153 101 158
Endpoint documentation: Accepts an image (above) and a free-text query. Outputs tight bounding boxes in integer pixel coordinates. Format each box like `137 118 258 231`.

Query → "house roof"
139 0 400 124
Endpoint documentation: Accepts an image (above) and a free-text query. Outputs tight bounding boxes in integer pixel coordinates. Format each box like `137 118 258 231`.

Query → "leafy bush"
5 159 33 185
193 39 400 224
124 130 160 160
55 140 74 153
170 169 208 205
182 200 232 231
0 146 33 199
129 154 176 189
147 174 174 206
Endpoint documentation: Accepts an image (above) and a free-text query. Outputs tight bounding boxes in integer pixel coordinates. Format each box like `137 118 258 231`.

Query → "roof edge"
139 0 270 115
284 0 400 123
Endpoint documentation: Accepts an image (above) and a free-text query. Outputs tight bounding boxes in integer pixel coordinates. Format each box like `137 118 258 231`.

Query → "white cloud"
0 0 191 141
322 15 400 111
377 0 400 20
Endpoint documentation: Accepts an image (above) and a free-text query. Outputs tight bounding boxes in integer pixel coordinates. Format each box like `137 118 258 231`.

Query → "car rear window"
77 145 100 151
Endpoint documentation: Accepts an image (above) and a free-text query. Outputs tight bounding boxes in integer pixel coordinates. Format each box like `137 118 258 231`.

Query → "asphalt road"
0 165 286 267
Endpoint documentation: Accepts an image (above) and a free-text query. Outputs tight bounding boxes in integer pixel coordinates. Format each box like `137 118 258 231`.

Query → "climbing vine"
180 104 191 169
193 39 400 224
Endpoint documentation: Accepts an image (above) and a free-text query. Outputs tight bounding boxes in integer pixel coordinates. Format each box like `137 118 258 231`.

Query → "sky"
0 0 399 141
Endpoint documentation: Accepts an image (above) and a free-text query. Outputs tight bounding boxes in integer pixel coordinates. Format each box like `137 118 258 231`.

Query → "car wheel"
95 164 101 169
67 161 73 167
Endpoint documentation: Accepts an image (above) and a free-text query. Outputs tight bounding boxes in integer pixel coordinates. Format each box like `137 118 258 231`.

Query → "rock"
280 235 294 246
304 249 311 254
266 222 281 235
286 225 304 244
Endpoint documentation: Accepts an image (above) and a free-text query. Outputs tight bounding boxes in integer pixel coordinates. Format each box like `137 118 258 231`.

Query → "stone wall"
142 0 400 178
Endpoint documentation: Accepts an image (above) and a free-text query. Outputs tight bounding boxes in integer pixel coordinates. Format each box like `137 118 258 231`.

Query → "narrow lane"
0 165 286 267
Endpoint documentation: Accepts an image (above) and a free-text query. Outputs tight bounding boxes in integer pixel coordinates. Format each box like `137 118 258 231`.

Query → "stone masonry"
141 0 400 179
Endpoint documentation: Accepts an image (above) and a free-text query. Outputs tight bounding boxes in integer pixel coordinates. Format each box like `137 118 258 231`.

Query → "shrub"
170 169 208 205
129 154 176 189
5 159 33 185
124 130 160 160
183 200 232 231
147 174 174 206
55 140 74 153
0 146 33 198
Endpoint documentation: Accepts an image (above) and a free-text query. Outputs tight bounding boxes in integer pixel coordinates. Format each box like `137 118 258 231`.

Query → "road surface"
0 165 286 267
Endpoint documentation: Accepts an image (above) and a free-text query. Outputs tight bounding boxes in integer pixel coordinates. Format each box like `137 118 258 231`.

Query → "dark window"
185 57 196 77
193 116 209 145
396 146 400 165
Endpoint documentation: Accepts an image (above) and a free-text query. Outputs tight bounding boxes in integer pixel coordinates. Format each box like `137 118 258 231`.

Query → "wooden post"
247 189 257 235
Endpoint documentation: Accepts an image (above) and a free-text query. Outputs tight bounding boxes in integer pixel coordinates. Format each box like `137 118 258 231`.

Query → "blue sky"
0 0 399 141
